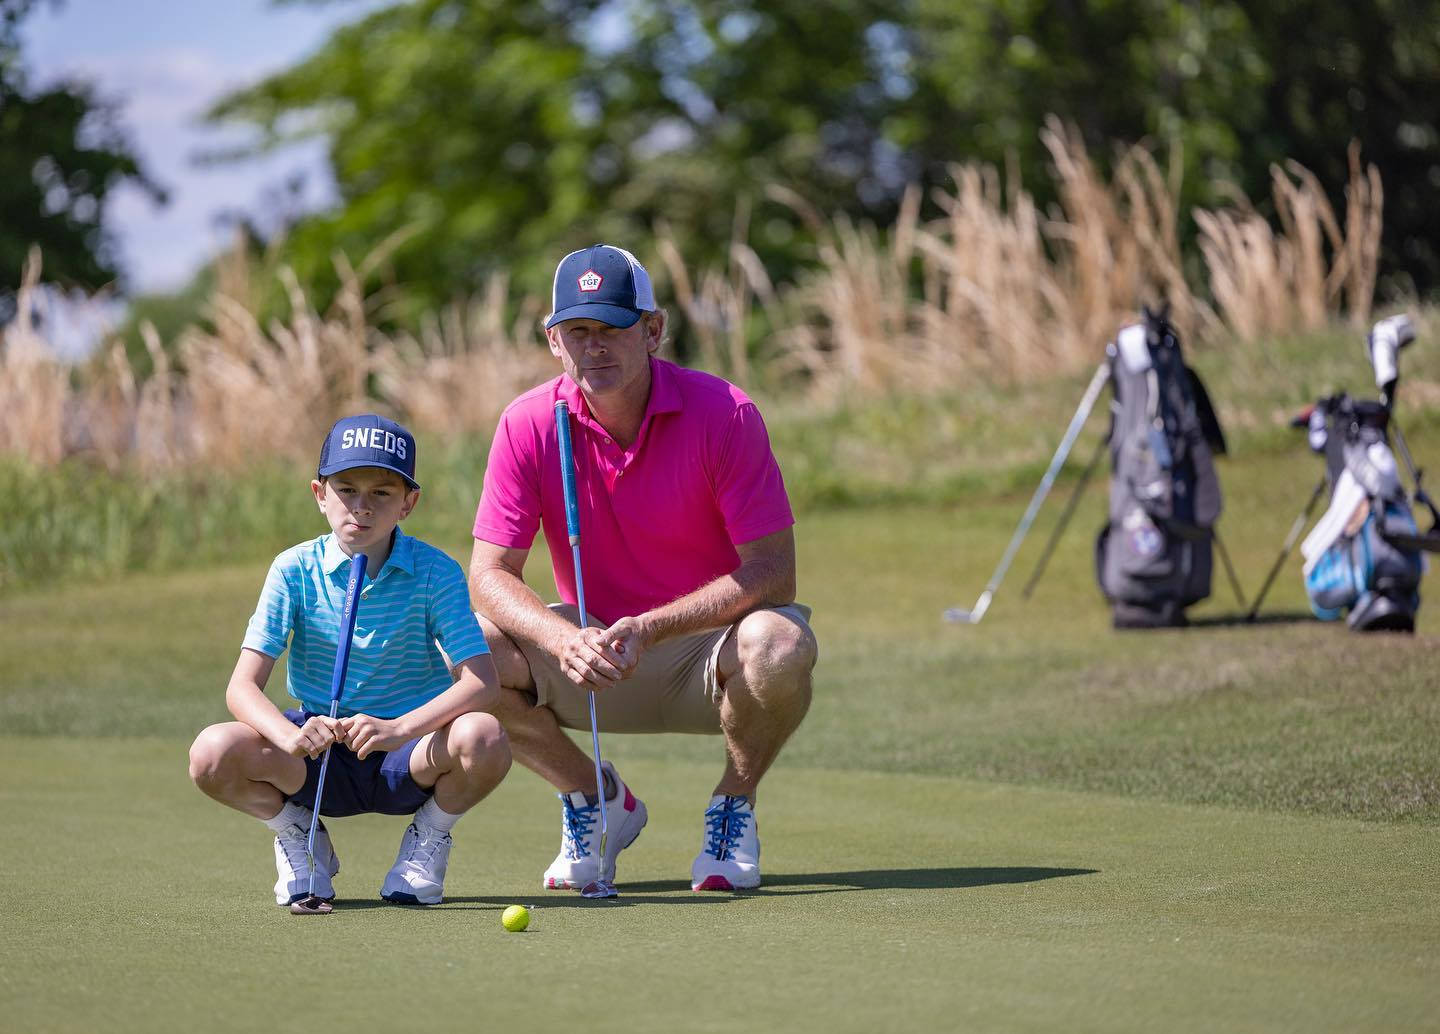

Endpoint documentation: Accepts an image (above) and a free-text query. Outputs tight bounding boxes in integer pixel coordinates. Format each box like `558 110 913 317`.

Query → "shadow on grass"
1187 610 1316 628
320 867 1097 911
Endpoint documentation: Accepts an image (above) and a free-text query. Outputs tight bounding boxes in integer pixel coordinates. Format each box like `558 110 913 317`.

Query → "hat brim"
317 459 420 491
544 303 644 330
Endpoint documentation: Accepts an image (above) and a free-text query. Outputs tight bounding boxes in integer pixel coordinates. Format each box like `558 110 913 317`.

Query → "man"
470 243 817 892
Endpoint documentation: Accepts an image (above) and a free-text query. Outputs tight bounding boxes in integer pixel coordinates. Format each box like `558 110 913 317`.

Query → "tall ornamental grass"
0 130 1407 589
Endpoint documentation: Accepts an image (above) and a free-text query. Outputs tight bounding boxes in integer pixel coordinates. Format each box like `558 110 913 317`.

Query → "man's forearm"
470 565 585 657
639 551 795 646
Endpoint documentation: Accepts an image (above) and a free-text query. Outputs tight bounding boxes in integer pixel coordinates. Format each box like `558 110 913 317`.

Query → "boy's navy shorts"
282 709 432 817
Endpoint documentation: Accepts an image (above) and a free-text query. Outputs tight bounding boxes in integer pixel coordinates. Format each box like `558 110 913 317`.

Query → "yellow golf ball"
501 904 531 932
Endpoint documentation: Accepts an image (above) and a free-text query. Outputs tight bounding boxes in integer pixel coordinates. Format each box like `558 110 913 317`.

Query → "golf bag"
1095 308 1228 628
1298 394 1427 631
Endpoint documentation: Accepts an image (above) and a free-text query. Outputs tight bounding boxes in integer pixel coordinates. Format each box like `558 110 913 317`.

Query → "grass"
2 747 1436 1033
4 414 1440 1029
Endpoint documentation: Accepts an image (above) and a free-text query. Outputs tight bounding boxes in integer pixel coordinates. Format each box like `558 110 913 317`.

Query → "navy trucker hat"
544 244 656 329
317 414 419 490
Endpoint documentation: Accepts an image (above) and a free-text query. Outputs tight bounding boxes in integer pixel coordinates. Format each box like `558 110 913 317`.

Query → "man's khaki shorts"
514 603 813 734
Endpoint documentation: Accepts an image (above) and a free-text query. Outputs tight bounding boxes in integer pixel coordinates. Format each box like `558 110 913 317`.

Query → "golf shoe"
543 762 648 890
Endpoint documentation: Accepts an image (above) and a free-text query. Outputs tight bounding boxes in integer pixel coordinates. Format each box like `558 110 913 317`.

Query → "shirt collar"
319 528 414 579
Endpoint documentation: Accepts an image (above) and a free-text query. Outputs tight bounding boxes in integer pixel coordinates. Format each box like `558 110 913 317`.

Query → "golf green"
2 738 1436 1033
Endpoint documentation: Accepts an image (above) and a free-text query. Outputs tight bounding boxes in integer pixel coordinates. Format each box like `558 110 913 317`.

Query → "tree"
1237 0 1440 294
209 0 1440 315
0 0 164 321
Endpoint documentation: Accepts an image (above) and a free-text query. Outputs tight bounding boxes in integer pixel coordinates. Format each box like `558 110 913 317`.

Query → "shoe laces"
702 797 750 861
560 796 598 860
400 824 450 867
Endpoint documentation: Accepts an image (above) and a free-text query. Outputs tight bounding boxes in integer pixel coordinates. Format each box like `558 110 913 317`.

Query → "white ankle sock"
414 797 461 834
263 801 313 833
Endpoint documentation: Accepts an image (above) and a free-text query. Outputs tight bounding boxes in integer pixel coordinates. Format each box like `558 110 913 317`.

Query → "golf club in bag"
1250 315 1440 631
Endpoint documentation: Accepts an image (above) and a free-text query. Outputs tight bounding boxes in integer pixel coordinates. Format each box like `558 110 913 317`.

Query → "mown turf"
2 743 1437 1034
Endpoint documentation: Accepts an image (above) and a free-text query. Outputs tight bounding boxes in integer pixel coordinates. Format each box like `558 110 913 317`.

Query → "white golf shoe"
273 822 340 906
542 762 648 890
690 794 760 891
381 823 452 905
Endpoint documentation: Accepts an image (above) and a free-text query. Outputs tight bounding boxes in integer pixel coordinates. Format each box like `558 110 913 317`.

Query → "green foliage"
0 0 163 315
196 0 1440 331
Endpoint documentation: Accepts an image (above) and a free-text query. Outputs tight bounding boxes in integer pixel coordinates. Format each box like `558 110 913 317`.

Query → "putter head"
579 878 618 899
289 895 334 915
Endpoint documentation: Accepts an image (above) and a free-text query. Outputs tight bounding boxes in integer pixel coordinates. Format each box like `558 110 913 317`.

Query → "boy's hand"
285 716 342 759
339 714 409 759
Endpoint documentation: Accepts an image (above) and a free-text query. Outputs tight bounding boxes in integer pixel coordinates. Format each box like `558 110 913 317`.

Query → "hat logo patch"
577 269 603 292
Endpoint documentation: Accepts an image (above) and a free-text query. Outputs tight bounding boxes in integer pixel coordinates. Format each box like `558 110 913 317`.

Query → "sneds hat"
317 414 419 490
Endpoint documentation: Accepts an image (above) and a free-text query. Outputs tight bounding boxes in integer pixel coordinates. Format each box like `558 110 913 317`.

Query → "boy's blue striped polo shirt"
243 529 489 719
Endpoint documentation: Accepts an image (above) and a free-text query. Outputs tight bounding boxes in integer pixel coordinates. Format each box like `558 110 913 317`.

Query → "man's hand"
558 625 634 690
600 616 649 674
339 714 411 760
283 715 342 759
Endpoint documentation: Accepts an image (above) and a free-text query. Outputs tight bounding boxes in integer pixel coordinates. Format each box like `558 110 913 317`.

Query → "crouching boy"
188 414 510 906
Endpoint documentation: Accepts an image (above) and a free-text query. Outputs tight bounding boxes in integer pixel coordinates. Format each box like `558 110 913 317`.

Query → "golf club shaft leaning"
1246 476 1326 621
305 551 367 898
553 401 609 866
949 360 1110 623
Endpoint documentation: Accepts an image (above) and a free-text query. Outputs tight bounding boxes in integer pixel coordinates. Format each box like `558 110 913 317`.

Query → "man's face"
546 313 662 400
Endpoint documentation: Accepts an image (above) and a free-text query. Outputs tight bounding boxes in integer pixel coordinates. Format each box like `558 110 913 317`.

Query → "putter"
945 360 1110 624
290 551 368 916
554 400 618 900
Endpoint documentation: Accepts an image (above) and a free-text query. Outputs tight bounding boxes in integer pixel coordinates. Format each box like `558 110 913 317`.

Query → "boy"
188 414 510 906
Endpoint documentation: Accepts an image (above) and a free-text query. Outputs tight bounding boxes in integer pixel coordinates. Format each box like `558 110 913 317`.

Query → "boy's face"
311 466 419 555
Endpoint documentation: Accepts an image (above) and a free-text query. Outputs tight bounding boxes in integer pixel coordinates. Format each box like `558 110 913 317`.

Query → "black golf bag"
1299 394 1429 631
1095 308 1228 628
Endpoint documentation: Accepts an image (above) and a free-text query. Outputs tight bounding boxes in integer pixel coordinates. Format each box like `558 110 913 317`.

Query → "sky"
21 0 386 296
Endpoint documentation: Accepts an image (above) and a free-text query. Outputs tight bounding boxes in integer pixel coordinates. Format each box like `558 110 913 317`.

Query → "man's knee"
734 609 819 688
475 614 537 691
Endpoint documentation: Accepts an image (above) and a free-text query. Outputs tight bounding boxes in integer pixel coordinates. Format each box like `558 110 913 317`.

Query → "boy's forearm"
392 657 499 741
226 678 296 749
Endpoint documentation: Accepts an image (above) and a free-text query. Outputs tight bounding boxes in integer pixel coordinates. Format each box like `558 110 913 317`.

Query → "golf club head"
289 895 334 915
943 590 992 625
1368 314 1415 393
579 879 618 899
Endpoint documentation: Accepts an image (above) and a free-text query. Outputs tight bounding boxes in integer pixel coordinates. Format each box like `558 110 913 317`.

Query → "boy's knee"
188 725 237 789
450 711 511 775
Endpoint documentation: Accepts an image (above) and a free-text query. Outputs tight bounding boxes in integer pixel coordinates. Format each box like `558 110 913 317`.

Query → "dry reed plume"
0 129 1389 471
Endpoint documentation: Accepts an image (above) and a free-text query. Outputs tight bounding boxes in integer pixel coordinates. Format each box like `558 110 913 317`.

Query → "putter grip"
328 553 368 704
554 401 581 545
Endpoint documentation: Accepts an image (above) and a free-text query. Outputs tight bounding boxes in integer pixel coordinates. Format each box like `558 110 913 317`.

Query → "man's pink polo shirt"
473 358 794 625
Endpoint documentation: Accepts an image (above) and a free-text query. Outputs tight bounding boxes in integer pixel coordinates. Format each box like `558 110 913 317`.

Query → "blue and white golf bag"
1300 395 1426 631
